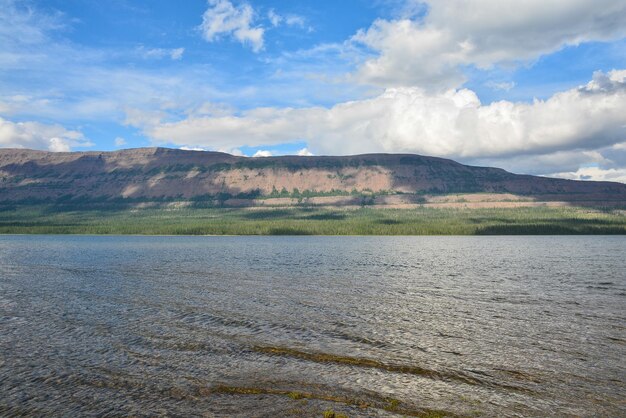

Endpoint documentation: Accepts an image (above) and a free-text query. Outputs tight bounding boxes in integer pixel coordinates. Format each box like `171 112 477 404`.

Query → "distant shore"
1 203 624 235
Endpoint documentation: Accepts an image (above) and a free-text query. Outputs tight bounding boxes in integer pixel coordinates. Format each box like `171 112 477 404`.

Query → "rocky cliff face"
1 147 625 204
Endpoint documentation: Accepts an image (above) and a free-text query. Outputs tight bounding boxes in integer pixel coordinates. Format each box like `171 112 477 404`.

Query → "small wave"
252 345 533 393
606 336 626 345
210 383 451 417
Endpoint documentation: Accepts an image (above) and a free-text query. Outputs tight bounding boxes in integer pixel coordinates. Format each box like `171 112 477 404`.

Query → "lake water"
0 236 624 417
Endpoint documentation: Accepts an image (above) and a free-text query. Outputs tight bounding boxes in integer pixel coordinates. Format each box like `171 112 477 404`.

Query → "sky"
1 0 626 182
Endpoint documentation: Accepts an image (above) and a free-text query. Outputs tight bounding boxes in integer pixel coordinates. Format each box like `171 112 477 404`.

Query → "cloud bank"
352 0 626 89
0 116 90 152
141 70 626 163
551 166 626 183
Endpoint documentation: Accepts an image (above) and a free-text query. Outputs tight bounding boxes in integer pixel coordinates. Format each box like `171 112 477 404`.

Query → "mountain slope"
1 147 625 205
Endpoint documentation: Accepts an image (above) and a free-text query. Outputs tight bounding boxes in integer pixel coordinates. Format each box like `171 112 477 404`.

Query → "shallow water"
0 235 624 417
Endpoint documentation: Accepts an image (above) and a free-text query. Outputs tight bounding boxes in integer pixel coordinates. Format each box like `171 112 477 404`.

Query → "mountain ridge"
1 147 625 205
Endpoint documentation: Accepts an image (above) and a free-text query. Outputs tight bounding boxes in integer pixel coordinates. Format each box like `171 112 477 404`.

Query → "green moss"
323 410 348 418
252 345 478 385
213 384 454 417
386 398 400 411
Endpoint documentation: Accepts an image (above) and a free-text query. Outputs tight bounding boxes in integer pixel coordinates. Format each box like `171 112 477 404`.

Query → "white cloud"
170 48 185 60
186 101 235 117
485 81 515 92
549 166 626 183
0 3 267 128
0 0 357 132
2 0 626 182
0 0 65 46
146 106 316 150
0 116 91 151
267 9 281 27
142 70 626 176
124 108 169 129
180 146 205 151
114 136 126 147
284 15 306 28
216 146 244 156
199 0 264 52
252 150 273 157
297 147 313 156
48 137 70 152
467 149 609 176
139 46 185 60
0 95 51 116
267 9 305 28
352 0 626 89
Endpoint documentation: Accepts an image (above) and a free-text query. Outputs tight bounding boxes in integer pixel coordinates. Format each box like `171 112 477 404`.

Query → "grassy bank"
0 204 624 235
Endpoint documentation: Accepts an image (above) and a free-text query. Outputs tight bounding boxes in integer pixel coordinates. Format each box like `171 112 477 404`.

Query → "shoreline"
1 204 624 236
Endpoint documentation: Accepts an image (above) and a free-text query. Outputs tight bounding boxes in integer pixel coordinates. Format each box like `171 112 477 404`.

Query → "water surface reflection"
1 236 624 416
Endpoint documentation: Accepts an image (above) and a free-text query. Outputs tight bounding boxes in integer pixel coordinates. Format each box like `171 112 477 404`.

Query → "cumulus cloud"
0 116 91 151
199 0 264 52
352 0 626 89
140 70 626 176
252 150 272 157
297 147 313 156
114 137 126 147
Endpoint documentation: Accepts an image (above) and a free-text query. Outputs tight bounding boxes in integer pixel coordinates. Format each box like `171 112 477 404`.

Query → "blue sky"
1 0 626 181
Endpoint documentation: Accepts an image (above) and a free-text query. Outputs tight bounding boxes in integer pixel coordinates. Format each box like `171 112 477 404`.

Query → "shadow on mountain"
1 148 625 209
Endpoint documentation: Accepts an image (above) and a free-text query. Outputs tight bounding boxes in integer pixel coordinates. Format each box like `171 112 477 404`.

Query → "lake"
1 236 624 417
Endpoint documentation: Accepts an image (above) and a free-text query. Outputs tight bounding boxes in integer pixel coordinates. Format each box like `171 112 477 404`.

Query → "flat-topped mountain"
1 147 625 205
